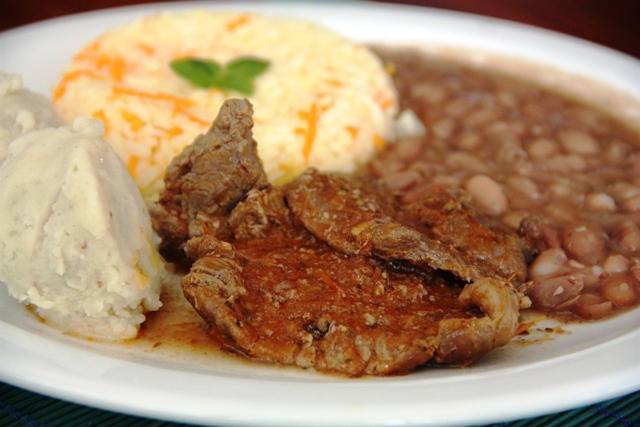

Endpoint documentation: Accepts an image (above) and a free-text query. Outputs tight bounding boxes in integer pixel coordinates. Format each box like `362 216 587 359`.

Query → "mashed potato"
0 115 163 341
53 10 399 201
0 72 64 164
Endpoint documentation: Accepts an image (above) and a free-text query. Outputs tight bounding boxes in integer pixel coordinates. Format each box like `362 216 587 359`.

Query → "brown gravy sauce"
137 275 215 353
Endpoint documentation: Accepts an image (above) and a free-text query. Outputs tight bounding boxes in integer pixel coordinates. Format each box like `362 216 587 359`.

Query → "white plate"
1 2 640 426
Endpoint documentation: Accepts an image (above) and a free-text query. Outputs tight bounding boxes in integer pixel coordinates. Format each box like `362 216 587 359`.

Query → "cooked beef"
285 169 530 285
182 231 520 376
156 99 529 376
228 187 293 241
397 189 533 284
149 99 269 261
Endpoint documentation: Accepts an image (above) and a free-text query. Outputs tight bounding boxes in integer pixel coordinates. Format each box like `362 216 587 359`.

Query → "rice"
53 10 399 202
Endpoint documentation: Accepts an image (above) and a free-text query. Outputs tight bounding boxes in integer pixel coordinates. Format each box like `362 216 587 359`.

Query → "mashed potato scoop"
0 116 163 341
0 71 64 164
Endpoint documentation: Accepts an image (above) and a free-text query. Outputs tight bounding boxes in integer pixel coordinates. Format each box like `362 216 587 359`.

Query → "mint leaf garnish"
170 58 220 88
217 58 270 95
170 56 269 95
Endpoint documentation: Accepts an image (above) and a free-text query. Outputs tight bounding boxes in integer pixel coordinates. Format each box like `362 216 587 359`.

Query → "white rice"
53 10 400 201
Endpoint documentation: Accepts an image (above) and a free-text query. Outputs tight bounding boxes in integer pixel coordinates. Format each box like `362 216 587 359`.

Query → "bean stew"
364 48 640 321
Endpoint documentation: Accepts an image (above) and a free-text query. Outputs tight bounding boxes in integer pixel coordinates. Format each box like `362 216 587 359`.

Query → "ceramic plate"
1 2 639 426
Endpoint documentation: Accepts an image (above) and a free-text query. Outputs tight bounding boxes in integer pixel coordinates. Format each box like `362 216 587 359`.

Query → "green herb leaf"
170 56 269 95
227 57 270 78
170 58 220 88
216 57 270 95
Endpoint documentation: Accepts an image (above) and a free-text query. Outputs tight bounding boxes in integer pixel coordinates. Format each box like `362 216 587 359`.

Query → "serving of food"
1 2 639 426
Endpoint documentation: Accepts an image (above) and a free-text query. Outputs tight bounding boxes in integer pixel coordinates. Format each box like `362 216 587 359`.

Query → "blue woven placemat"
1 381 639 427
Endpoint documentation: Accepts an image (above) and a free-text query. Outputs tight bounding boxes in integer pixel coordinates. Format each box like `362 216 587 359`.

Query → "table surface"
1 1 640 426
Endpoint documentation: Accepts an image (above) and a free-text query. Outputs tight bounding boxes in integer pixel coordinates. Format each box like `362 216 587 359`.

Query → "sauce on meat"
233 234 478 338
137 276 218 353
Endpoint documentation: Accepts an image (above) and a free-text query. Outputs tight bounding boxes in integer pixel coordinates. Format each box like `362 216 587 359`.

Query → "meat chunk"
285 169 529 284
398 189 532 284
182 232 521 376
228 187 293 241
434 277 520 364
150 99 269 260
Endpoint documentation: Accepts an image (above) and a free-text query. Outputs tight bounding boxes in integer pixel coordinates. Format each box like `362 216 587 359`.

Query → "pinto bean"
602 254 630 274
502 211 529 230
393 136 424 162
568 156 591 172
408 161 436 178
368 157 403 177
485 121 527 141
529 248 568 278
497 90 518 108
604 138 632 164
573 265 604 288
548 178 585 202
432 174 462 188
574 292 613 320
382 169 421 192
557 129 600 155
540 225 562 248
630 153 640 174
444 97 473 117
609 182 640 204
631 263 640 283
464 106 501 127
528 275 584 311
585 155 604 170
528 137 560 161
585 193 616 212
411 82 448 104
522 101 551 121
513 159 536 177
495 140 527 165
432 118 456 139
621 195 640 213
454 131 483 151
445 152 488 174
506 175 542 200
600 273 638 307
611 221 640 254
567 259 585 269
544 202 579 225
465 175 508 216
562 224 608 265
546 154 588 172
565 106 610 133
